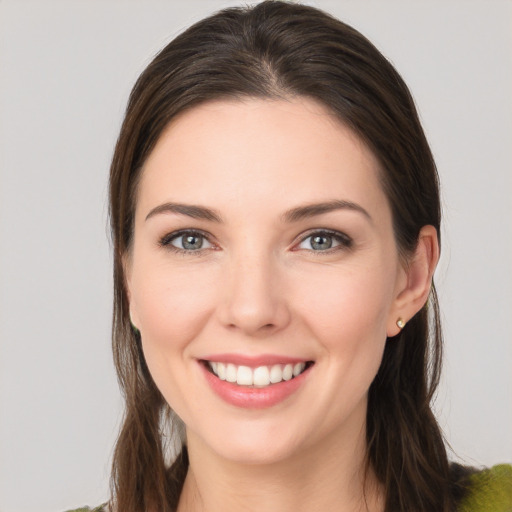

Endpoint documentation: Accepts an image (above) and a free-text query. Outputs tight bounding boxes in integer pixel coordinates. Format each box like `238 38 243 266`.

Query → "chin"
213 442 299 466
186 420 305 466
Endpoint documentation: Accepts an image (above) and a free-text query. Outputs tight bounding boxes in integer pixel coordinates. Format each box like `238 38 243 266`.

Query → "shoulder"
458 464 512 512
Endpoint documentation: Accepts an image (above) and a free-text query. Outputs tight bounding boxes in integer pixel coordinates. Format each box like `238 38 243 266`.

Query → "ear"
387 225 440 337
122 251 140 330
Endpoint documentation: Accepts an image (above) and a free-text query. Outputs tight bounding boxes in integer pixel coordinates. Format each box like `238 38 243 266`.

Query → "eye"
296 230 352 252
160 230 213 252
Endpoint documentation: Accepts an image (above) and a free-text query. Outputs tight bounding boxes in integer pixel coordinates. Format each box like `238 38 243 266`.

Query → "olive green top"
458 464 512 512
66 464 512 512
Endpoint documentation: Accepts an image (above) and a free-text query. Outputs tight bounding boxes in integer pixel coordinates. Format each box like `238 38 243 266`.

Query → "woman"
71 1 511 511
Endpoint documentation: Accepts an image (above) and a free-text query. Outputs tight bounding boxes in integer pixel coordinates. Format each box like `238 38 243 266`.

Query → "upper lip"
199 353 313 367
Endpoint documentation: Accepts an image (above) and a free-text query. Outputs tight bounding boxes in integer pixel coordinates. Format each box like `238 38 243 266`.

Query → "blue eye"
297 231 352 251
161 230 213 252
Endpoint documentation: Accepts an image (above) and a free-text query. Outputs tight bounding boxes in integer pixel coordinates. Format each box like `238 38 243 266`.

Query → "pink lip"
200 353 310 367
199 360 313 409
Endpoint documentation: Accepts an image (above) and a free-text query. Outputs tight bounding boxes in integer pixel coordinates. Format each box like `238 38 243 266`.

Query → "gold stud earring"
396 318 406 329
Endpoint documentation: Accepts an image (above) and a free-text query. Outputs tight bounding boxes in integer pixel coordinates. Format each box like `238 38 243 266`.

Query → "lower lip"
200 362 312 409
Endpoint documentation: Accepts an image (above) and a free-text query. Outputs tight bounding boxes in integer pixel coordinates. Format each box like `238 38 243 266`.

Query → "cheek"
131 261 218 352
131 262 220 417
294 263 395 347
291 260 396 399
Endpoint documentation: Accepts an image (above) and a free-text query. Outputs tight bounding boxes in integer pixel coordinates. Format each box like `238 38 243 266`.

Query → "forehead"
137 97 387 219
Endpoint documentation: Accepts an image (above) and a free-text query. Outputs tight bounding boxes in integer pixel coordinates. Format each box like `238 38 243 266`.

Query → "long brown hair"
109 2 463 510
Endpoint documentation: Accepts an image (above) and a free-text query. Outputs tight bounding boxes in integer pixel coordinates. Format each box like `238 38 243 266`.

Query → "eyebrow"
145 199 371 224
145 202 223 222
282 200 372 223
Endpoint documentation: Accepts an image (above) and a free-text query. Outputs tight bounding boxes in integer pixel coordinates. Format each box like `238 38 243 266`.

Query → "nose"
217 250 291 337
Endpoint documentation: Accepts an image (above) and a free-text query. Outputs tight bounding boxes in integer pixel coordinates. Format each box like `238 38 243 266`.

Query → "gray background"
0 1 511 511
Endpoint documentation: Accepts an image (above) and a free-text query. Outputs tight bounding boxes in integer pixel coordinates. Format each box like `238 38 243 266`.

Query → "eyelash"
158 229 353 255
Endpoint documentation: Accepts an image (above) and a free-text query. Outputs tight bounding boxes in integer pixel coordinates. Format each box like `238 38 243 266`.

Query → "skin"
125 97 439 512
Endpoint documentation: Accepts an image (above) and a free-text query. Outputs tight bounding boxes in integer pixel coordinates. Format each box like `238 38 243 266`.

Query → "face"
125 97 409 465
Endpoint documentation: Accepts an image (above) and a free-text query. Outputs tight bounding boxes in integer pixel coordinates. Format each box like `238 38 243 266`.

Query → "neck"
177 424 384 512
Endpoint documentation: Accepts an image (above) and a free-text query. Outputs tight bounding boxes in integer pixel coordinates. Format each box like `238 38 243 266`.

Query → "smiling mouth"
202 360 314 387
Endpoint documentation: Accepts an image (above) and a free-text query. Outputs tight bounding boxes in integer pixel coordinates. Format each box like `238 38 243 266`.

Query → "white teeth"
269 364 283 383
208 361 309 387
217 362 226 380
226 363 237 383
236 365 253 385
253 366 270 386
293 362 305 376
282 364 293 381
